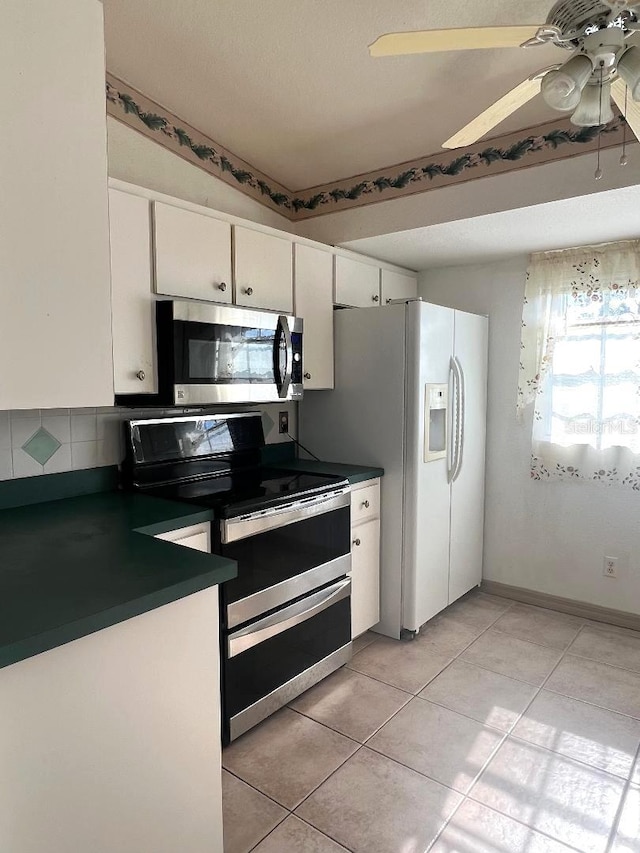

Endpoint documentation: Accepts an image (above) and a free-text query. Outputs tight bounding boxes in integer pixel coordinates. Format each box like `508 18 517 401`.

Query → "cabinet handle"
304 372 311 380
352 538 361 547
372 294 380 302
136 370 146 381
218 282 227 292
243 287 253 296
362 500 370 508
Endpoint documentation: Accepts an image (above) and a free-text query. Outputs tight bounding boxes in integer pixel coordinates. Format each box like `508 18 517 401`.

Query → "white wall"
107 118 294 232
420 257 640 615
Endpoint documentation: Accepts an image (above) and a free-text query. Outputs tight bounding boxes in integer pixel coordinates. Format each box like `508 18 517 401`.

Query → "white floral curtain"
517 240 640 489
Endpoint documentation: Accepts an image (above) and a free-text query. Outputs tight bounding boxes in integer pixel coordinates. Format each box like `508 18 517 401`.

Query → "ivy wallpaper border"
107 73 633 221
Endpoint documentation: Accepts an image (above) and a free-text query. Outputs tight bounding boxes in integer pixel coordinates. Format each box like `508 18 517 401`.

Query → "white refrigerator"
300 300 488 639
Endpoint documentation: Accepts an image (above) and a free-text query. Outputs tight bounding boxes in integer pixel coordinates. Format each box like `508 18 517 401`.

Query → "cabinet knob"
218 282 227 292
136 370 146 381
304 372 311 380
362 500 370 508
372 294 380 303
352 538 361 547
243 287 253 296
386 298 392 304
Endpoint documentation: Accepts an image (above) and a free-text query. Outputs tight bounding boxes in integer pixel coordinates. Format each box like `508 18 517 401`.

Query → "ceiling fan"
369 0 640 151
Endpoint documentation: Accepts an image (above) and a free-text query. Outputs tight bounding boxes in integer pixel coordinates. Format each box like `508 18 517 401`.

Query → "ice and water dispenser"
424 384 448 462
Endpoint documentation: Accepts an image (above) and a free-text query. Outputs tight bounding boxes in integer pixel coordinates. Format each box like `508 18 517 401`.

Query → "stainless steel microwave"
147 300 304 406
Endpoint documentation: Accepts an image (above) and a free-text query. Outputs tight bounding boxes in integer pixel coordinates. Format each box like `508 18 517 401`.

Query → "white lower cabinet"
154 522 211 553
349 479 380 637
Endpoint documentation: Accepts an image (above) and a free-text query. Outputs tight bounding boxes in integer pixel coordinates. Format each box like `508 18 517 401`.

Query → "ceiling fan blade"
442 76 543 149
611 78 640 143
369 26 544 57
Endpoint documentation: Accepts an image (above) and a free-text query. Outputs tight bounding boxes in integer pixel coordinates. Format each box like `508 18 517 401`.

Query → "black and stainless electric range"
123 412 352 743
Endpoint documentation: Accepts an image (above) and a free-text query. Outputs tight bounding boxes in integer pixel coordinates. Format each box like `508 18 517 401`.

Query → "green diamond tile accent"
22 427 62 466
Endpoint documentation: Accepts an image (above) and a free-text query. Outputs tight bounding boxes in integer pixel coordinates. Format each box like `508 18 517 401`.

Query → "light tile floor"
222 591 640 853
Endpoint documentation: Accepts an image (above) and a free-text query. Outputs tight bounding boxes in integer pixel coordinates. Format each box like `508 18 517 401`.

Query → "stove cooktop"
145 468 348 518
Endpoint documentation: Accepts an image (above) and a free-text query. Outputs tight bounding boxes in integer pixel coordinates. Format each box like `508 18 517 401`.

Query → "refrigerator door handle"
452 356 465 482
447 358 459 483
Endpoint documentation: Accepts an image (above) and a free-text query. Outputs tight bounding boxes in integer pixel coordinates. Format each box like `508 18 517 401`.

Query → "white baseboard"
481 580 640 633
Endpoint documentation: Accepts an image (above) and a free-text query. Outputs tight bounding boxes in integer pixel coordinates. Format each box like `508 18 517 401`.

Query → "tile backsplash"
0 403 297 482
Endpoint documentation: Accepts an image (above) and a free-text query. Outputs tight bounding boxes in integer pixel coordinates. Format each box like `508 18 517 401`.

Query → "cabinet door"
154 202 232 303
381 269 418 305
109 190 157 395
294 244 334 390
350 519 380 637
334 256 380 308
234 226 293 313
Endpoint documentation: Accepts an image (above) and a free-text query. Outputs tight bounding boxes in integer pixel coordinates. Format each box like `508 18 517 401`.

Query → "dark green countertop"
0 491 236 670
273 459 384 485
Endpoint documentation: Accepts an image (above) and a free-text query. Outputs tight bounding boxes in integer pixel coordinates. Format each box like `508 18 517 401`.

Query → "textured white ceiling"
341 185 640 269
103 0 562 188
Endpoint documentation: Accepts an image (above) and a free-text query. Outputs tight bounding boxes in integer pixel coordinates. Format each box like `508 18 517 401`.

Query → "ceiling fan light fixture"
540 54 593 110
571 80 614 126
617 46 640 101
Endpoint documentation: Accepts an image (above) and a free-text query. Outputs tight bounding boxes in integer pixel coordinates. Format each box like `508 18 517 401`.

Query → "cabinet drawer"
350 481 380 525
155 522 211 553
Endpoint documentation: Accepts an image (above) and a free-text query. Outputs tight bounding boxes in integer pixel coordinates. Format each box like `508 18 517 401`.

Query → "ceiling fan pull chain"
595 62 604 181
620 85 629 166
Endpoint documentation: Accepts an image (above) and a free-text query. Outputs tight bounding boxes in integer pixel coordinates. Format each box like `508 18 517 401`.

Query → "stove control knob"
352 538 361 547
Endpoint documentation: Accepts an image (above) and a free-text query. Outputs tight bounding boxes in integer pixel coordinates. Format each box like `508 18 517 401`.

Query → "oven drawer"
223 578 351 742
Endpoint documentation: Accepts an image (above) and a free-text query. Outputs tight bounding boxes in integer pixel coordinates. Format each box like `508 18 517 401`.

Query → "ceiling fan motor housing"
547 0 638 45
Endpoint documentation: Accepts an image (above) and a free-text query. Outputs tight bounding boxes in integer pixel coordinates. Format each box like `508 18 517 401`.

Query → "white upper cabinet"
1 0 113 410
381 269 418 305
234 227 293 313
109 190 157 395
294 244 334 390
154 202 232 303
334 256 381 308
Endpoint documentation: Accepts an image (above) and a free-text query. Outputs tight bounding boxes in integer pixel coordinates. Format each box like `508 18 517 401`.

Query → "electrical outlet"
278 411 289 434
603 556 618 578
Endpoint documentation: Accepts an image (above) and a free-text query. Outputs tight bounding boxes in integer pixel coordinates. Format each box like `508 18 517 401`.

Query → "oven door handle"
227 577 351 658
221 487 350 544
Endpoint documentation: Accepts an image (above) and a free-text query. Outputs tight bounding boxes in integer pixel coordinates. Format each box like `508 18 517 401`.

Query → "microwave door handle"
276 315 293 399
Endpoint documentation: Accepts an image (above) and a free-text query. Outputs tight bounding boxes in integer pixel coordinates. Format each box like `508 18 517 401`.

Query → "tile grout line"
463 621 631 852
604 740 640 853
279 596 518 848
232 598 633 853
427 619 591 851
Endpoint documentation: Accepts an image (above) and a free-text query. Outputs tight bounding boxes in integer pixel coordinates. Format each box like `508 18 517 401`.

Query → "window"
518 241 640 489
